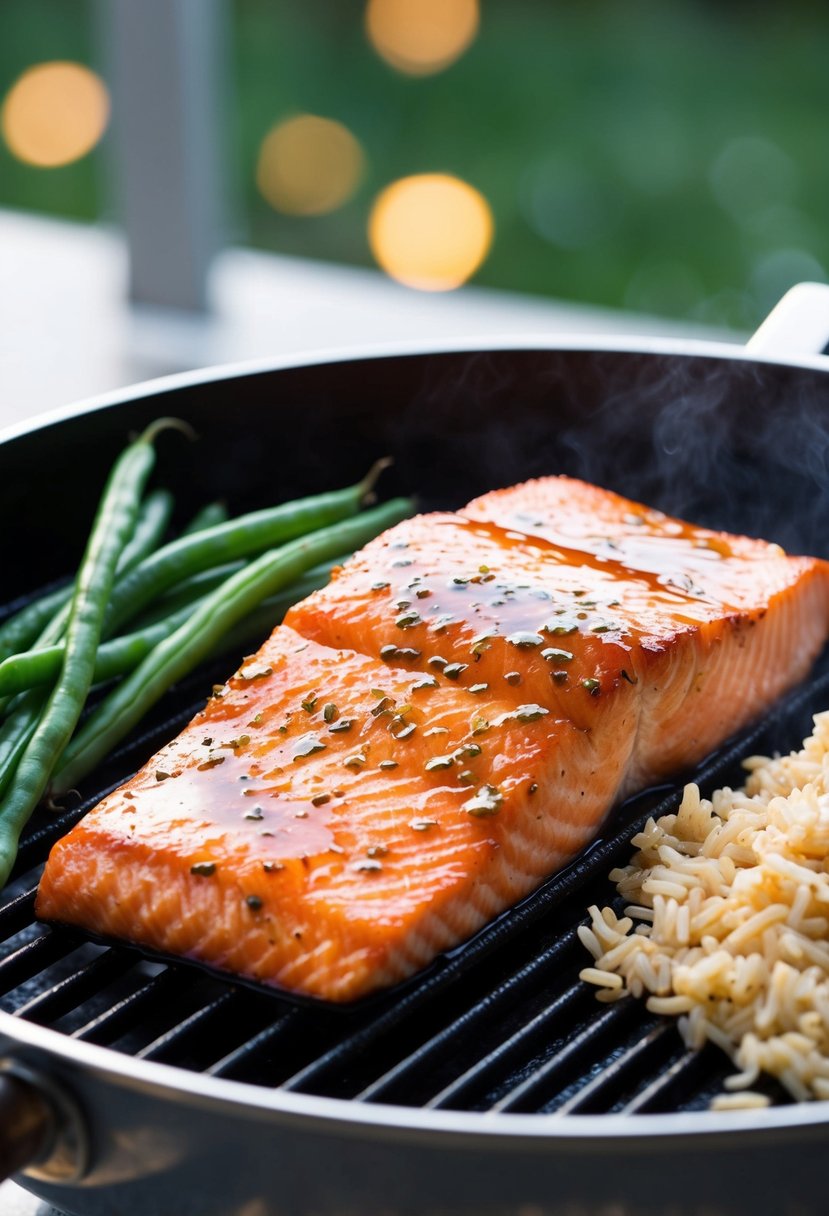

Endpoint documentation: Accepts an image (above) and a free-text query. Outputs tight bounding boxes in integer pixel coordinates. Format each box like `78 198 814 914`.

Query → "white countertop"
0 209 738 434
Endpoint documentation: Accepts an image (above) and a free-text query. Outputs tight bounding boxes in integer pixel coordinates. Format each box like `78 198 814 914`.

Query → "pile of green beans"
0 429 411 889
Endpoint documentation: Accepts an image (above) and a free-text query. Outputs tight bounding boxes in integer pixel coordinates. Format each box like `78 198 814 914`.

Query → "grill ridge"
1 572 826 1117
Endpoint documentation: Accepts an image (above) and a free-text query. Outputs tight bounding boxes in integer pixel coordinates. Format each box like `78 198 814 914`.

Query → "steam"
406 345 829 559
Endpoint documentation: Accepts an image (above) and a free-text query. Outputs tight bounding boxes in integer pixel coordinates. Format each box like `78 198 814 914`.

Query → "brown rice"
579 709 829 1106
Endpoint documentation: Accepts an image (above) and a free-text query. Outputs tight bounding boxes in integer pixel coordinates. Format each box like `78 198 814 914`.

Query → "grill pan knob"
0 1071 52 1180
0 1059 89 1183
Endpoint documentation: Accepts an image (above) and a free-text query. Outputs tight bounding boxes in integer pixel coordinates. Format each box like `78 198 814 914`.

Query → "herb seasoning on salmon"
37 477 829 1002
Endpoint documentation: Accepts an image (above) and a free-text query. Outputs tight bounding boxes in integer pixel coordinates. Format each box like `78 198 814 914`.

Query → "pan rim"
3 1007 829 1145
1 329 828 452
4 332 829 1145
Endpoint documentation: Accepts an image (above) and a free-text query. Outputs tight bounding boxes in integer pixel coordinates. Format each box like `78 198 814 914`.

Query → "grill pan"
2 285 829 1215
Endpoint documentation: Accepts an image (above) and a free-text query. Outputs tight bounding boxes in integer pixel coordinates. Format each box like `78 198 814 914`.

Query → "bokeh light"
256 114 365 216
624 261 705 318
708 136 797 222
368 173 493 291
365 0 479 76
750 248 826 315
1 61 109 168
520 157 617 251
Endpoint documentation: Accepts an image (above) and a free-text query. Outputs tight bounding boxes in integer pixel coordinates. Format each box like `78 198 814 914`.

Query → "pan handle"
0 1060 88 1183
746 281 829 357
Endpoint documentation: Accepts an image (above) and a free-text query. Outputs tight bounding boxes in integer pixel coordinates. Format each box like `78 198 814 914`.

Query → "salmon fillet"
37 477 829 1002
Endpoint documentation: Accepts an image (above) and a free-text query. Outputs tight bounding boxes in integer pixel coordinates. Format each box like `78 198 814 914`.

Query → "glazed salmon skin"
37 477 829 1002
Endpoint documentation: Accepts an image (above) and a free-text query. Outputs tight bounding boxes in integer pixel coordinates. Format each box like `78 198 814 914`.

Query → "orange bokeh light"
256 114 365 217
368 173 493 291
1 61 109 168
365 0 479 76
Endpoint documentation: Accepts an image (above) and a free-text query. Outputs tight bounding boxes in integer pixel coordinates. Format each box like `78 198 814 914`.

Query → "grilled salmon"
37 477 829 1002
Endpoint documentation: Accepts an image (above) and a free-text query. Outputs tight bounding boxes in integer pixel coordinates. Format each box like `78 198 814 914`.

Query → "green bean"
41 487 177 654
134 545 351 629
135 560 247 626
0 693 43 803
0 419 178 887
0 595 69 722
0 554 348 700
0 487 176 726
52 498 411 794
116 488 175 571
93 557 342 682
0 586 69 663
206 560 346 654
0 487 174 664
0 603 193 700
100 460 390 638
0 485 177 791
181 501 228 535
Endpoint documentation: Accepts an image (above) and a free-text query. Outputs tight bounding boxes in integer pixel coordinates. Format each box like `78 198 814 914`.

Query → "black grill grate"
2 583 826 1118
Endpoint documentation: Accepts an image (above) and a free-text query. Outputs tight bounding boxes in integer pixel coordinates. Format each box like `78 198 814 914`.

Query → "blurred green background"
2 0 828 328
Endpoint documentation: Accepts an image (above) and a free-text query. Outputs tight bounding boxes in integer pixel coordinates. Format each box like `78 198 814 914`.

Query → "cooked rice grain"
581 710 829 1105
